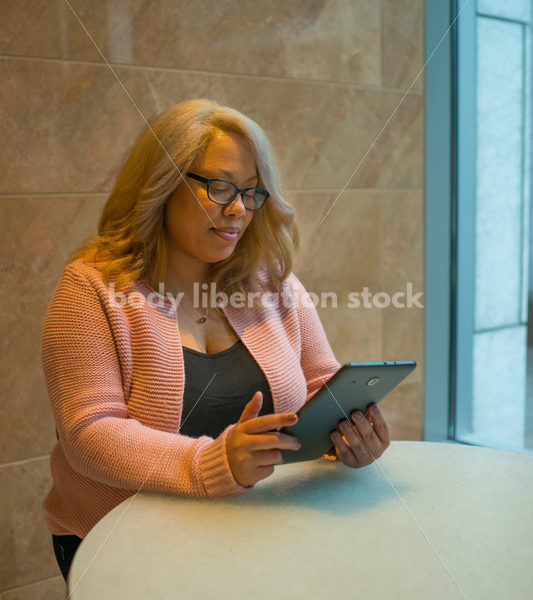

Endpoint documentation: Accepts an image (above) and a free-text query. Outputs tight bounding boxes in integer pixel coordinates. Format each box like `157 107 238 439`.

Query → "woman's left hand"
328 403 390 468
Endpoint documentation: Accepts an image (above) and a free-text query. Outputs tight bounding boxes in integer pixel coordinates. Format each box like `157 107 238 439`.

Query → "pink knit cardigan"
41 259 341 538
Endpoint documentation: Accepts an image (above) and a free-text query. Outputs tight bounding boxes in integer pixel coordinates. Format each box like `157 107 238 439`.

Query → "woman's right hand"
226 391 302 488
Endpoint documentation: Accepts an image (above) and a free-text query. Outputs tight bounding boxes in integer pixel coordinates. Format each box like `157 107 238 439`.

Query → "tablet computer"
279 360 416 464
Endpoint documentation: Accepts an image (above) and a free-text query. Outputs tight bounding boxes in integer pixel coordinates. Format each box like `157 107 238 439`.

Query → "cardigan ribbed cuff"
199 424 252 497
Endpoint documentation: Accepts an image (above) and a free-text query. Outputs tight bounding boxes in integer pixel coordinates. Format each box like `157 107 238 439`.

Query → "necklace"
198 307 208 324
181 293 209 324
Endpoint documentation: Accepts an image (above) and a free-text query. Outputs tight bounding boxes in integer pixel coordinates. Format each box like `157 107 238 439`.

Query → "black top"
179 339 275 439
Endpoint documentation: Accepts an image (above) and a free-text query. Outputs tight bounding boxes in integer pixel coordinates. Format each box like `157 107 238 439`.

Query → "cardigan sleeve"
41 264 249 498
287 273 342 402
287 273 342 462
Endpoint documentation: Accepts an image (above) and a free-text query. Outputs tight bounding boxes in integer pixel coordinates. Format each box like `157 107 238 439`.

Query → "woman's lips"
211 228 239 241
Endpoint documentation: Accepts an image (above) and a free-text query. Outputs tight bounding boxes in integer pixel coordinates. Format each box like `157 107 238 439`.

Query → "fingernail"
370 404 379 414
353 411 363 420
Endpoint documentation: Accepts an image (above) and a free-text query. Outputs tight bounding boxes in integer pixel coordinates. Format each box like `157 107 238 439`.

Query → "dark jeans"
52 534 83 582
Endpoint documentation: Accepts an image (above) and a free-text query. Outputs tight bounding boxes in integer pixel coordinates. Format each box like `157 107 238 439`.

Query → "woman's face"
164 130 257 268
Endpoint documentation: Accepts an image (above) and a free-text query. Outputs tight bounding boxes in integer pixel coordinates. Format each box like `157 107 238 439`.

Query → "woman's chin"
203 247 236 264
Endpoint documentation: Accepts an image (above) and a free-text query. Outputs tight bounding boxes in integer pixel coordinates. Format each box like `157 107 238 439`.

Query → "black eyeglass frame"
186 172 269 211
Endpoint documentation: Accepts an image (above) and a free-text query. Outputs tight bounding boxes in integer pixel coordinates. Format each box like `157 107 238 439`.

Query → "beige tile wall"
0 0 424 596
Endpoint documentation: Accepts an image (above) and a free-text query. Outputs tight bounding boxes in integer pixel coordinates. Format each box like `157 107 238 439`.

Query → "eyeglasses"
186 172 269 211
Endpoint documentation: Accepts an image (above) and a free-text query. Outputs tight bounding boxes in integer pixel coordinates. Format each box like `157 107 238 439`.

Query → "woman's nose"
223 192 247 216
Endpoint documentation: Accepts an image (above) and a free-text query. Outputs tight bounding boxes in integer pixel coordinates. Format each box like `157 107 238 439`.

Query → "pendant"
199 315 207 323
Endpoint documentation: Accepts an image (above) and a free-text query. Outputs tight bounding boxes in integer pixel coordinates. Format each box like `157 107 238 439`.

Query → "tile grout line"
0 192 109 197
0 188 423 198
0 53 424 95
1 573 64 595
0 454 50 468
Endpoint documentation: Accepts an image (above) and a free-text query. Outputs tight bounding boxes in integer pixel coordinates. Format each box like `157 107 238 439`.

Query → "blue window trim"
453 0 476 442
424 0 472 441
424 0 452 440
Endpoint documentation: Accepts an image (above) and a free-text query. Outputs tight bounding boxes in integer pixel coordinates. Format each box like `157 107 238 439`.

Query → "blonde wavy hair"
67 98 299 295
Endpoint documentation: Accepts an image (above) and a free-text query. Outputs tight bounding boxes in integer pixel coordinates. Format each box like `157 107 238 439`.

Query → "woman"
41 98 391 582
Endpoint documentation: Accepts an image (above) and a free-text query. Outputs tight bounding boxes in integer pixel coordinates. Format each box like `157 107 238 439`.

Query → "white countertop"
68 441 533 600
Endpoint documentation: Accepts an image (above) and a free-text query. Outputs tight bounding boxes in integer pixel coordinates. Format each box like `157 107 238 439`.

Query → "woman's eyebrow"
211 169 258 183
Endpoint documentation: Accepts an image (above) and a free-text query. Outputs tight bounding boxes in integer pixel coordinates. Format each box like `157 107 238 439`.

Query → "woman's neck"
164 256 211 297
